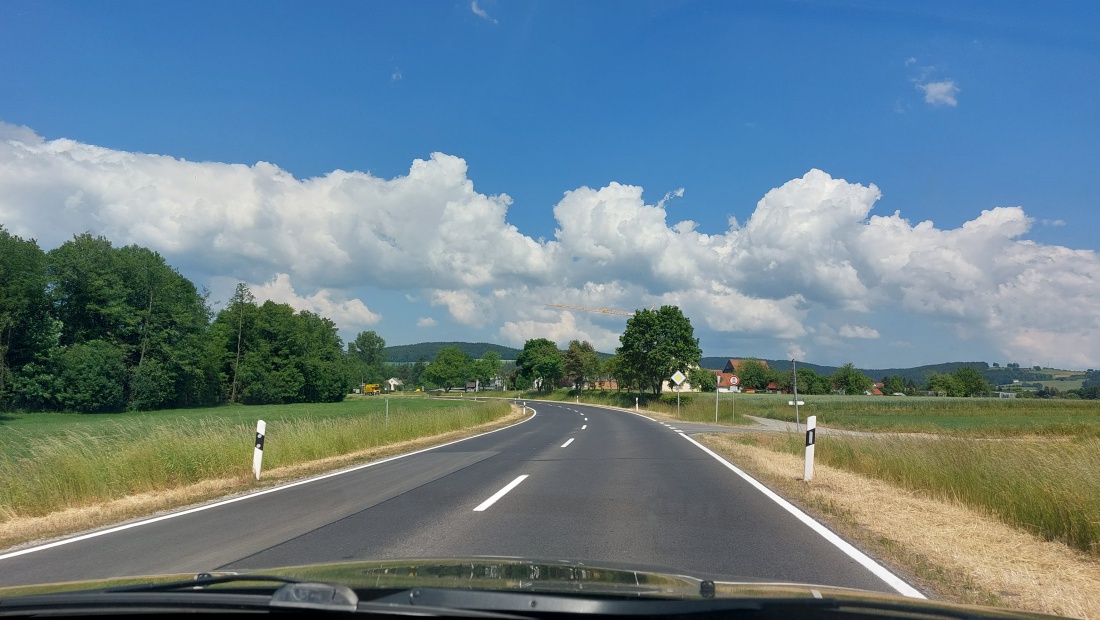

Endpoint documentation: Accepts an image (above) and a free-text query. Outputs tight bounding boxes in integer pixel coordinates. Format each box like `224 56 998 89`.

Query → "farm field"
727 393 1100 436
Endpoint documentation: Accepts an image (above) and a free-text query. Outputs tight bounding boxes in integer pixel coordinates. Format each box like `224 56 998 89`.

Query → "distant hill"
699 357 989 385
699 357 837 376
858 362 989 385
384 342 523 362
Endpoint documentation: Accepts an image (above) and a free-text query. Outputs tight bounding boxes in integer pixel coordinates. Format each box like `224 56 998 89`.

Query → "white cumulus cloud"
917 80 960 107
251 273 381 327
3 122 1098 368
839 324 881 339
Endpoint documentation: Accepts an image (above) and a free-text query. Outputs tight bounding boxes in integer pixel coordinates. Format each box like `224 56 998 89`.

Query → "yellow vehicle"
363 383 381 395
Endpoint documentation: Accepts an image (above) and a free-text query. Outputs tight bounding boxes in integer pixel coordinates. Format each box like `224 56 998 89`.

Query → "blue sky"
2 0 1098 369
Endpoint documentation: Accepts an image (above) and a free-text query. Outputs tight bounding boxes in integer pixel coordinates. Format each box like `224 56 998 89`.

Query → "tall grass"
759 433 1100 556
0 399 510 521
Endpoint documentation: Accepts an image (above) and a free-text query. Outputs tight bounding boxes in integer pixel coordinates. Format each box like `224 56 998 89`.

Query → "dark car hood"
0 556 1061 619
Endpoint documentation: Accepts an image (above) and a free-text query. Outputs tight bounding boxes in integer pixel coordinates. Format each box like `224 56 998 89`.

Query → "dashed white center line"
561 438 575 448
473 475 529 512
581 424 587 430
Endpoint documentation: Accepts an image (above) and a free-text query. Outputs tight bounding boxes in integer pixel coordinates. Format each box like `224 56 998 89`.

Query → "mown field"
0 396 511 521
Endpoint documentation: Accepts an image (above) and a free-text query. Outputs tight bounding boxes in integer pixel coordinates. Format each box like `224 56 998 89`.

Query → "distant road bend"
0 401 922 598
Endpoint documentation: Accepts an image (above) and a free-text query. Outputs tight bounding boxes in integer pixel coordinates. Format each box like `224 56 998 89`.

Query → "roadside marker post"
804 415 816 481
252 420 266 480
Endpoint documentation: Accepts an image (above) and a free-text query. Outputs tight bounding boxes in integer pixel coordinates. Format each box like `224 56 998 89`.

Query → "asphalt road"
0 402 920 596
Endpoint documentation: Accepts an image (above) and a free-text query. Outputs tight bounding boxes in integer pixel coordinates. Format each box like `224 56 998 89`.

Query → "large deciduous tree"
953 366 991 397
422 345 472 392
832 363 873 395
616 306 702 396
735 359 773 391
688 366 717 392
472 350 502 389
347 330 387 386
211 296 348 405
563 340 600 390
117 244 217 410
516 338 563 393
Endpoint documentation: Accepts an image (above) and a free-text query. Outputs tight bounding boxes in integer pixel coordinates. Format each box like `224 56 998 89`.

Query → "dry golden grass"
698 433 1100 620
0 405 529 552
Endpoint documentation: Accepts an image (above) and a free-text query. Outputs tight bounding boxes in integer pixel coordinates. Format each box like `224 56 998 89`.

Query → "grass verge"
696 433 1100 619
752 432 1100 556
0 398 520 549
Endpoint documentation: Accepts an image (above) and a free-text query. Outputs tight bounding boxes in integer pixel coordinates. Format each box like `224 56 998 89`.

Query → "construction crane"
545 303 634 316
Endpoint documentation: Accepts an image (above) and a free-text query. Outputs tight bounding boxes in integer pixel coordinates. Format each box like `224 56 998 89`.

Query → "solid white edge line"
560 438 574 448
677 433 925 599
473 475 528 512
1 404 539 562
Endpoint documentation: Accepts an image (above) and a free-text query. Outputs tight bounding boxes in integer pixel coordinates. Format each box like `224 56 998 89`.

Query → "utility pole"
792 358 800 431
715 374 720 423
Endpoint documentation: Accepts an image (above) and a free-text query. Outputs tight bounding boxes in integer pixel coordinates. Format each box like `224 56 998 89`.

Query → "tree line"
0 229 383 412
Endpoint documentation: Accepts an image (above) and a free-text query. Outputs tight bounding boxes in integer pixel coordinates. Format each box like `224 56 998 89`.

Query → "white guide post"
252 420 266 481
804 415 816 481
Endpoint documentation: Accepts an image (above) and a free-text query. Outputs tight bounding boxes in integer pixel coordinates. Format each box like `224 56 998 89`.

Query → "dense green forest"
0 228 354 412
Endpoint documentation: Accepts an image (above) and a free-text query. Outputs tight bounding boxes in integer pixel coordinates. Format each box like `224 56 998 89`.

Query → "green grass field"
716 393 1100 436
0 396 511 521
